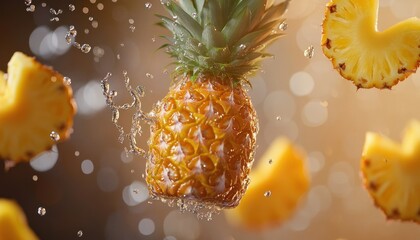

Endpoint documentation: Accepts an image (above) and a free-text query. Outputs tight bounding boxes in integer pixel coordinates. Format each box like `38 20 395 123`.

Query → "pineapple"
0 199 38 240
321 0 420 89
147 0 290 209
225 138 310 230
361 120 420 223
0 52 76 164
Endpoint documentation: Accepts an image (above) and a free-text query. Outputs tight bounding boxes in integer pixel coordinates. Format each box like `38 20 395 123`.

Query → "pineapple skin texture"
361 120 420 224
147 77 258 208
0 52 76 163
321 0 420 89
225 138 310 230
0 199 38 240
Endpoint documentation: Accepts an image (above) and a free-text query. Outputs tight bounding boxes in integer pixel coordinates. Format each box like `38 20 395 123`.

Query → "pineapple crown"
158 0 290 83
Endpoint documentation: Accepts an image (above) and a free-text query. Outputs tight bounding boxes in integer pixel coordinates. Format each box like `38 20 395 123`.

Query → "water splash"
100 72 153 158
65 25 92 54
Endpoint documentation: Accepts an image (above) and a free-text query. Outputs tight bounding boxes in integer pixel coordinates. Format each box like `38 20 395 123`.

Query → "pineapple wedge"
322 0 420 89
361 120 420 223
0 52 76 164
225 138 310 230
0 199 38 240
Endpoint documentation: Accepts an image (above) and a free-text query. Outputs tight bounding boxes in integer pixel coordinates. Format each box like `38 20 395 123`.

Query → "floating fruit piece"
146 0 290 212
0 52 76 164
361 120 420 223
0 199 38 240
225 138 310 230
321 0 420 89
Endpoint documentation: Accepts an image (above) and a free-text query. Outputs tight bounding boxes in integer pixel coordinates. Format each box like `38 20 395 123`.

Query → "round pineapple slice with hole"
361 120 420 223
0 199 38 240
0 52 76 164
321 0 420 89
224 138 310 230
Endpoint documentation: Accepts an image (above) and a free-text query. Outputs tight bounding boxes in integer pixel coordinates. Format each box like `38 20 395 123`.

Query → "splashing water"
100 72 153 158
65 26 92 54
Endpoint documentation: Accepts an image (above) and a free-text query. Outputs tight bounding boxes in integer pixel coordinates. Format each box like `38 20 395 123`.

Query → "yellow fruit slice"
0 199 38 240
225 138 310 230
361 120 420 223
322 0 420 89
0 52 76 164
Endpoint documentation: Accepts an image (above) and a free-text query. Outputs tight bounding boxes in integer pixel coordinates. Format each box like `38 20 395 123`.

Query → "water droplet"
37 207 46 216
69 4 75 11
41 3 46 7
50 17 60 22
268 159 273 164
304 45 315 59
129 19 135 24
84 29 90 34
192 12 197 18
50 131 60 141
26 5 35 12
264 191 271 197
133 188 140 194
279 21 288 31
24 0 31 6
151 37 156 42
81 44 91 53
82 7 89 14
74 151 80 157
276 116 282 121
146 73 154 79
63 77 71 86
129 25 136 32
239 44 246 50
32 175 38 181
172 15 178 20
145 2 152 9
89 17 94 21
77 230 83 237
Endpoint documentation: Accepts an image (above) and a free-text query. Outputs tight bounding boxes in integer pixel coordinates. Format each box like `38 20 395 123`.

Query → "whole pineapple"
147 0 289 209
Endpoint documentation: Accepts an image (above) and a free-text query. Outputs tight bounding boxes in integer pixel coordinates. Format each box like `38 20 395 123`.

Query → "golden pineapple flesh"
147 77 257 208
322 0 420 89
0 199 38 240
0 52 76 164
361 120 420 223
225 138 310 230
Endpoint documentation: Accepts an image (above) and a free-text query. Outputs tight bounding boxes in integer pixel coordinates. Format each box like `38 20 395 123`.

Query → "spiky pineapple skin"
146 77 258 208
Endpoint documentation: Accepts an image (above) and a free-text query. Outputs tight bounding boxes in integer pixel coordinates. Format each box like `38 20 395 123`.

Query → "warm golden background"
0 0 419 239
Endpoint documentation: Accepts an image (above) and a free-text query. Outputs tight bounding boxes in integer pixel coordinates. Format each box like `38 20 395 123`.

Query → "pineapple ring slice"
225 138 310 230
361 120 420 223
322 0 420 89
0 199 38 240
0 52 76 164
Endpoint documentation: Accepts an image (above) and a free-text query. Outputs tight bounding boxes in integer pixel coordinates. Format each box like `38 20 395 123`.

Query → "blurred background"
0 0 420 239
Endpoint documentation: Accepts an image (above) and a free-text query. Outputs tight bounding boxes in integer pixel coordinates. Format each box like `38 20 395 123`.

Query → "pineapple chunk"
361 120 420 223
0 52 76 164
225 138 310 230
0 199 38 240
322 0 420 89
